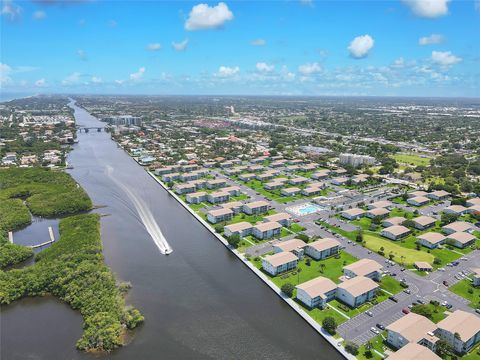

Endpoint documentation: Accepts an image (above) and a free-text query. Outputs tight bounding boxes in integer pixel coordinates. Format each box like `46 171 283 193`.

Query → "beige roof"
383 225 410 236
207 178 226 185
409 195 430 203
244 200 269 209
387 343 441 360
386 312 437 343
338 276 379 297
188 191 207 197
437 310 480 341
275 238 307 252
264 213 292 222
296 276 337 299
290 176 308 182
442 221 475 233
446 231 476 244
467 198 480 206
224 221 252 232
221 201 243 209
282 187 301 194
417 232 446 245
264 252 298 267
445 205 467 213
370 200 392 208
209 190 229 197
383 216 406 226
207 208 233 217
413 215 436 226
344 259 382 276
223 186 240 192
430 190 450 197
415 261 433 270
308 181 325 188
409 190 429 197
308 238 341 252
342 208 365 216
367 207 390 216
303 187 321 194
254 221 282 232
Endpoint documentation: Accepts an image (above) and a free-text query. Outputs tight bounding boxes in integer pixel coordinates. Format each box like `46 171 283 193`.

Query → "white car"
366 311 373 317
370 327 379 334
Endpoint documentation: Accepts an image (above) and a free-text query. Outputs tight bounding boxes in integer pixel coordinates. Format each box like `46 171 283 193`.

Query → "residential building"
223 222 253 238
263 213 292 227
252 221 282 240
386 312 438 350
243 200 269 215
264 181 283 190
412 215 437 230
207 208 233 224
262 252 298 276
332 176 348 186
311 169 330 179
444 205 468 216
417 232 446 249
273 238 307 259
435 310 480 354
387 343 441 360
239 173 256 181
221 201 243 214
446 232 476 248
341 208 365 220
414 261 433 272
174 183 196 195
305 238 340 260
296 276 337 309
343 259 382 281
382 217 406 228
466 198 480 207
381 225 411 240
281 187 301 196
409 190 429 198
407 196 430 207
206 179 227 189
302 187 322 196
162 172 180 182
442 221 476 235
427 190 451 201
289 176 308 185
336 276 379 308
338 153 375 168
222 186 241 196
472 268 480 287
186 191 207 204
207 191 230 204
366 207 390 219
367 200 392 209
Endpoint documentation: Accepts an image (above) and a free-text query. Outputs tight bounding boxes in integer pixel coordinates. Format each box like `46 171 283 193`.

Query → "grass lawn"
294 299 350 327
290 223 306 233
356 332 388 360
449 279 479 309
391 153 432 167
380 276 404 295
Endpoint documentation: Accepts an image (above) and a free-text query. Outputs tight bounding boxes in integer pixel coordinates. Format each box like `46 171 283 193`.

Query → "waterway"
0 100 342 360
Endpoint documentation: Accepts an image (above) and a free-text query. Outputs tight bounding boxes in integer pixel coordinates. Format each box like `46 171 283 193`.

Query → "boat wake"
105 166 173 255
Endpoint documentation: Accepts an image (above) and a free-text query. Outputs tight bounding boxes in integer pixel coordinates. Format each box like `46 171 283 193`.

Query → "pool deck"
285 202 325 216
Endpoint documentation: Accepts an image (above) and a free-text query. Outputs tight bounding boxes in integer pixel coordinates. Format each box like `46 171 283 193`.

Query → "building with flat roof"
343 259 382 281
414 261 433 272
336 276 379 308
296 276 337 309
262 252 298 276
305 238 340 260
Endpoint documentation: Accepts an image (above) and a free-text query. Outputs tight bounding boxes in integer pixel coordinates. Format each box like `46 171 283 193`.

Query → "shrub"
281 283 295 298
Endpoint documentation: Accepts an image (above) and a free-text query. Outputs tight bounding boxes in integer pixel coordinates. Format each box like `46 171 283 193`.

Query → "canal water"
0 100 342 360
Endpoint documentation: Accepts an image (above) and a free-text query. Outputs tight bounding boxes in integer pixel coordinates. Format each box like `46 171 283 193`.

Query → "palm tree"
297 268 302 284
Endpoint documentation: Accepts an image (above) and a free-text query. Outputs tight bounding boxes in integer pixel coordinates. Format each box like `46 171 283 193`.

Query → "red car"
402 308 410 314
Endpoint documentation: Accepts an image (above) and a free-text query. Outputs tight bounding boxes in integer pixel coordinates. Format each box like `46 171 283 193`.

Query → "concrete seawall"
147 170 356 360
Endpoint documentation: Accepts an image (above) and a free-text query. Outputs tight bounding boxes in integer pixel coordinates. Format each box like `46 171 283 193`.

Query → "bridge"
76 126 107 133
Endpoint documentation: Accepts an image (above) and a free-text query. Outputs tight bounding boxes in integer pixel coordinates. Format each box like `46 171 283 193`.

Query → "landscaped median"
147 171 357 359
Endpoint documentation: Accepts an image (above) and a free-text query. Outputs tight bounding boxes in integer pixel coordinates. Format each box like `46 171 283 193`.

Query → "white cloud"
185 2 234 31
418 34 445 45
33 10 46 19
216 65 240 77
0 63 12 85
115 79 124 85
431 51 462 66
476 0 480 12
1 0 22 21
401 0 449 18
256 62 274 72
251 39 266 46
77 49 87 61
348 34 374 59
62 72 81 85
130 67 145 81
298 62 321 75
172 39 189 51
147 43 161 51
91 76 102 84
35 78 47 87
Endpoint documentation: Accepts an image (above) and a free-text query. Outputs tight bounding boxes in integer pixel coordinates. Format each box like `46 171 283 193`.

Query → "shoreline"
146 170 355 360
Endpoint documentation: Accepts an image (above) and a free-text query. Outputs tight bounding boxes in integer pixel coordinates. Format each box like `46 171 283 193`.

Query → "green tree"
227 234 241 248
281 283 295 298
322 316 337 335
345 341 359 356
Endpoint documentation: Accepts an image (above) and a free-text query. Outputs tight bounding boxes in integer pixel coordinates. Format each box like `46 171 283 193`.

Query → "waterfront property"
296 276 337 309
386 312 437 350
336 276 379 308
343 258 382 281
387 343 441 360
304 238 340 260
262 252 298 276
252 221 282 240
223 221 253 238
207 208 234 224
186 191 207 204
273 238 307 259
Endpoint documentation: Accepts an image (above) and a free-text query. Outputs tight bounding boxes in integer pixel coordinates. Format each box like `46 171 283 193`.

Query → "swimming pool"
286 203 324 216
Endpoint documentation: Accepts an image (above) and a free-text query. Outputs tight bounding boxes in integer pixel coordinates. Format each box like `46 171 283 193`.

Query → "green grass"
379 276 404 294
294 299 350 326
356 333 388 360
391 153 432 166
449 279 479 309
290 223 305 233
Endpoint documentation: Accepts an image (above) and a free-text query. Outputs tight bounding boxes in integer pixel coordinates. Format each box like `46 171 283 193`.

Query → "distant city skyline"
1 0 479 97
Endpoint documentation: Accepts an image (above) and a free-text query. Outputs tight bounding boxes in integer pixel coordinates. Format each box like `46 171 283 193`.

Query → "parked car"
476 309 480 315
376 324 385 330
446 303 453 309
408 304 414 309
400 268 405 272
402 308 410 314
443 280 448 286
389 296 399 303
417 299 425 304
370 327 379 334
404 289 411 294
366 311 373 317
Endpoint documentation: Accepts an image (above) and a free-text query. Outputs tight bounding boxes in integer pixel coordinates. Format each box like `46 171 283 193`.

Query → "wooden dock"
29 226 56 249
8 231 13 243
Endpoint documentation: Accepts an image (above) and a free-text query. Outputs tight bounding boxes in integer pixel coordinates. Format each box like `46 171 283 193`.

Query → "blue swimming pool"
298 205 322 214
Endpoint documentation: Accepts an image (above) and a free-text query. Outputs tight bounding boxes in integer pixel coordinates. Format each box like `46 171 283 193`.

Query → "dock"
8 231 13 243
29 226 56 249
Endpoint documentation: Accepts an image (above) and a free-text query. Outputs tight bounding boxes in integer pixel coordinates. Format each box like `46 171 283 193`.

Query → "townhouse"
343 259 382 281
186 191 207 204
252 221 282 240
243 200 269 215
435 310 480 354
417 232 446 249
273 238 307 259
263 212 292 227
207 191 230 204
412 215 436 230
296 276 337 309
207 208 234 224
336 276 379 308
223 222 253 238
262 252 298 276
305 238 340 260
381 225 411 240
341 208 365 220
386 312 438 351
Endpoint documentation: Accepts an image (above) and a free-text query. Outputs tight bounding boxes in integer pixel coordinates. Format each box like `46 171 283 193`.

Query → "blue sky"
1 0 479 97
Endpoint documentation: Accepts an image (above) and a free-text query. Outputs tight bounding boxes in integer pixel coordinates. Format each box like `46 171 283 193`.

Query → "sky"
1 0 479 97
